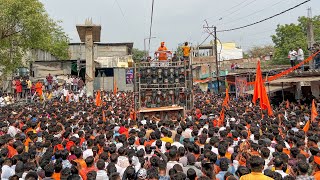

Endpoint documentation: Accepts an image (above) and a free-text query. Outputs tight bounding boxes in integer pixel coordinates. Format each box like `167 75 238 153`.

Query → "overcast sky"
40 0 319 52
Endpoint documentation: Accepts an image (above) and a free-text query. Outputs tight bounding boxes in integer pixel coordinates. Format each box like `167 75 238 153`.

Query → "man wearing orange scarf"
35 80 43 96
156 42 170 61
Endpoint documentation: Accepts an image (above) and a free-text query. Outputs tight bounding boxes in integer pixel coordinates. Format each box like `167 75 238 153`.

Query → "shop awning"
245 85 292 95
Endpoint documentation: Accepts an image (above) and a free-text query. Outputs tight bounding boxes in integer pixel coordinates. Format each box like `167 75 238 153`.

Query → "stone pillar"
295 82 302 100
311 81 320 98
76 19 101 96
85 28 94 97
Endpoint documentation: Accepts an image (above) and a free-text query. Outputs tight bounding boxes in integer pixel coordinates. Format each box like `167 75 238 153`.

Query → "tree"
271 16 320 64
132 48 147 62
248 45 274 58
0 0 69 74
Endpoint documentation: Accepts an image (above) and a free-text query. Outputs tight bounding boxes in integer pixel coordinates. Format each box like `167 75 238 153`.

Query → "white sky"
40 0 319 52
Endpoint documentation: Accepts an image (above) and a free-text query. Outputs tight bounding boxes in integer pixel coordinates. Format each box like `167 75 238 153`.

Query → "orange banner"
228 51 320 86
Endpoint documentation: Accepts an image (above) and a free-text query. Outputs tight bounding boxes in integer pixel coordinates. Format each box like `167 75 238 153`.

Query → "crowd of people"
0 88 319 180
0 74 85 106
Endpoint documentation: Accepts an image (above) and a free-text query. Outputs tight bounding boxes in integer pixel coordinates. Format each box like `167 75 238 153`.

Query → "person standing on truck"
156 42 169 61
181 42 191 60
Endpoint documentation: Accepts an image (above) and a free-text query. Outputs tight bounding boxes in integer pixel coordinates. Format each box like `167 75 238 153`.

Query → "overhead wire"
217 0 311 32
215 0 258 24
205 0 251 22
220 0 292 26
114 0 128 24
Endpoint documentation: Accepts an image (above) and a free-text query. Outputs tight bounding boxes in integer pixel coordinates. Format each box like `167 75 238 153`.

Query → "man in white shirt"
166 149 183 176
8 121 19 138
83 139 94 160
289 49 297 67
1 159 15 180
274 157 288 178
96 159 109 180
0 96 5 107
297 47 304 71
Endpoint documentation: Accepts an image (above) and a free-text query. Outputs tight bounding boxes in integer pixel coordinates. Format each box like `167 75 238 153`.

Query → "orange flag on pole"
95 91 102 106
102 110 106 122
113 79 118 95
303 120 310 132
311 99 318 122
252 61 273 116
217 109 225 127
222 88 229 107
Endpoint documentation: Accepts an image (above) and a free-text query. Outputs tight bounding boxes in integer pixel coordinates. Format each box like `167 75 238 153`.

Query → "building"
30 42 134 91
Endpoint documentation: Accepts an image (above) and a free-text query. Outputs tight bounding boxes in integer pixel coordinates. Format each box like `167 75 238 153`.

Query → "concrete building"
30 42 134 92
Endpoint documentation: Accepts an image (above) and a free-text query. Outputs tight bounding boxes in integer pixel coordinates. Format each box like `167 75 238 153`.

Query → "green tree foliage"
0 0 69 74
271 16 320 64
175 45 183 57
248 45 274 58
132 48 147 62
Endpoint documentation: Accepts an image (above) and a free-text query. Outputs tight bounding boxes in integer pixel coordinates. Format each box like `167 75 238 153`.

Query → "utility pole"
307 7 315 69
203 22 220 93
214 26 220 93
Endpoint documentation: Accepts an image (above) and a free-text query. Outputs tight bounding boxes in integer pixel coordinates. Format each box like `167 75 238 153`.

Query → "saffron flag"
303 120 310 133
311 99 318 122
217 109 225 127
252 61 273 116
95 91 102 106
113 79 118 95
102 110 106 122
222 88 229 107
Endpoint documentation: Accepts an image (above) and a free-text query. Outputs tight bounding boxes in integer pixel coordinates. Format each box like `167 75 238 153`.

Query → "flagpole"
281 82 284 102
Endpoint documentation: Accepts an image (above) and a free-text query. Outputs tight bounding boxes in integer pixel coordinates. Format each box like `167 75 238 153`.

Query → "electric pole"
203 23 220 93
307 7 315 69
214 27 219 93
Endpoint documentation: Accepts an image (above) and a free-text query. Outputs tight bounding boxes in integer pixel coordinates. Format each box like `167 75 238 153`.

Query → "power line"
221 0 291 26
114 0 128 24
148 0 155 52
216 0 258 24
205 0 251 22
217 0 310 32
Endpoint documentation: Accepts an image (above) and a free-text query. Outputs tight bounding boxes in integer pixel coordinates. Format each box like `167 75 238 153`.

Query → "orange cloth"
158 46 168 60
24 137 32 147
35 82 43 96
74 158 87 170
225 152 232 160
144 140 155 147
312 99 318 122
300 150 310 158
95 91 102 106
52 172 61 180
240 172 273 180
314 171 320 180
113 79 118 95
283 148 290 155
7 145 17 158
286 100 290 109
80 138 85 146
102 110 106 122
252 61 273 116
218 109 225 127
130 111 136 121
222 88 229 107
303 120 310 133
182 46 191 57
80 166 97 180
